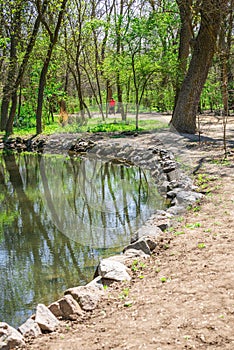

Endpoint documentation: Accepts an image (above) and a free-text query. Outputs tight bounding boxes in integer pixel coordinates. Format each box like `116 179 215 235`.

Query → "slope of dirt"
21 115 234 350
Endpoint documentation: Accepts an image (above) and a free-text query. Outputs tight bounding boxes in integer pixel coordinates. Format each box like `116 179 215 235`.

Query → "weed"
210 159 230 166
185 222 201 229
174 231 185 236
160 276 167 283
131 259 146 272
176 216 184 223
124 301 133 307
197 243 206 249
139 262 146 269
187 204 200 212
119 288 130 300
131 259 139 272
203 228 212 233
184 335 191 340
214 222 222 226
193 206 201 212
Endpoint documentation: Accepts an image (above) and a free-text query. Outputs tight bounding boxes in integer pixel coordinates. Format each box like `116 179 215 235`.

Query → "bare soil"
22 115 234 350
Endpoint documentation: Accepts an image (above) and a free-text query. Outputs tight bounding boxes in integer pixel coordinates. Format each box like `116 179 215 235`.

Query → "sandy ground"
21 114 234 350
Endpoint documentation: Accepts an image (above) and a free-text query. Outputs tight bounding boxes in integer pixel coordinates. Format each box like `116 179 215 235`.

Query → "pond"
0 152 165 328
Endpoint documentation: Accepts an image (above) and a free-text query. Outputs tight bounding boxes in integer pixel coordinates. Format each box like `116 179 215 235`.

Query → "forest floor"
22 114 234 350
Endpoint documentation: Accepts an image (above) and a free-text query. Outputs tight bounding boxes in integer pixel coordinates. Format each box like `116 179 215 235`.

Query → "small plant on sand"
160 276 167 283
131 259 146 272
197 242 206 249
174 231 185 236
131 259 139 272
185 222 201 229
124 301 133 307
119 288 130 300
176 216 184 223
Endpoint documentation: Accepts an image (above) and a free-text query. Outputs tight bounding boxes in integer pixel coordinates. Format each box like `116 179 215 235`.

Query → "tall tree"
0 0 21 131
0 0 48 134
36 0 68 134
173 0 193 108
171 0 229 134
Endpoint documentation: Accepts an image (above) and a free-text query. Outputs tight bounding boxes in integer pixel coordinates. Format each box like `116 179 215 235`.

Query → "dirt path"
22 116 234 350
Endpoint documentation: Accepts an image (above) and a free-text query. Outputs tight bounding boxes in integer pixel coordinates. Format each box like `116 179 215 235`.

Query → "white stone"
35 303 59 332
65 286 102 311
98 259 131 281
0 322 25 349
18 318 42 338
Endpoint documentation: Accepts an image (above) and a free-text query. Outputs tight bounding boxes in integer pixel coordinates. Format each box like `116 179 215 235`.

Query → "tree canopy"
0 0 233 135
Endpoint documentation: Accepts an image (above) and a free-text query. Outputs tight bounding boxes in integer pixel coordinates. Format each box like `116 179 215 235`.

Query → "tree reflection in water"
0 153 165 327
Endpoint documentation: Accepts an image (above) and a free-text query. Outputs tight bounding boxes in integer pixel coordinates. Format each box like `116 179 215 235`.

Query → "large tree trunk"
36 0 68 134
173 0 193 108
1 2 47 134
0 26 17 131
171 0 228 134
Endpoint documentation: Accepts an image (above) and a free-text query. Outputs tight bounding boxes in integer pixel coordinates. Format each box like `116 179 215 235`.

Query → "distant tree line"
0 0 233 135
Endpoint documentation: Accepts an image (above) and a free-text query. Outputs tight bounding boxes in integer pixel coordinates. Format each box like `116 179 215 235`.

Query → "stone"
123 248 150 259
48 301 63 318
35 303 59 332
167 205 187 215
175 190 203 206
105 254 129 264
131 226 162 243
123 238 151 255
59 295 83 319
65 286 102 311
86 276 104 290
49 295 83 320
144 237 158 251
98 259 131 282
154 216 171 231
154 210 173 217
18 318 42 338
167 169 180 182
162 160 177 173
167 188 182 199
0 322 25 349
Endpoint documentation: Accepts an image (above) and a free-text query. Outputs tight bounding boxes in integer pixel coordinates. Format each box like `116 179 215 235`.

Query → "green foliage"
160 276 167 283
1 0 232 136
0 210 18 242
87 122 142 133
185 222 201 229
119 288 129 299
197 243 206 249
174 231 185 236
12 117 168 137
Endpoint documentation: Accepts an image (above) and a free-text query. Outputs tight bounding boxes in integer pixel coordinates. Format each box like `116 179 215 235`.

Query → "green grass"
9 116 168 138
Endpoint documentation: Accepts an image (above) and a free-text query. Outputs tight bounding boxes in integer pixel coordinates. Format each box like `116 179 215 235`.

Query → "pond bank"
0 129 206 349
19 121 234 350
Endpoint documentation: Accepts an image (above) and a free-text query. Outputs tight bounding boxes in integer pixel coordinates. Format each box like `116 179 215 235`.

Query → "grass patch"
10 116 168 138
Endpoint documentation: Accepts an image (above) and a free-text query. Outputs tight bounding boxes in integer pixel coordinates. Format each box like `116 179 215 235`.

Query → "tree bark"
0 21 18 131
173 0 193 108
171 0 228 134
36 0 68 134
1 1 47 133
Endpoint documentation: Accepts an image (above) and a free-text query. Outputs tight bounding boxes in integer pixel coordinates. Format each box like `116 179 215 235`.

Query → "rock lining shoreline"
0 132 203 349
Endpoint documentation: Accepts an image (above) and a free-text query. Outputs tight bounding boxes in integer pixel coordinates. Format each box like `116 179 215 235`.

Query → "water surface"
0 152 165 327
